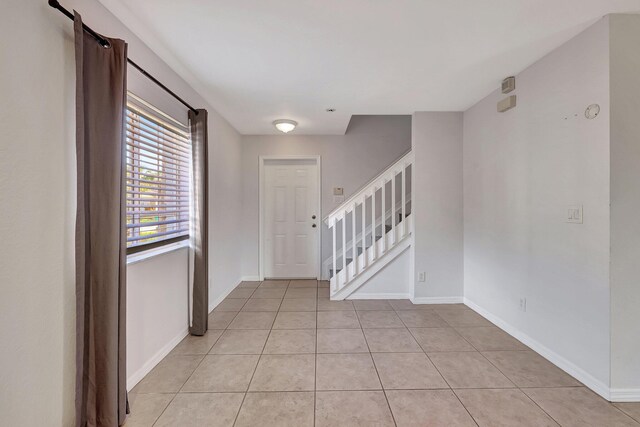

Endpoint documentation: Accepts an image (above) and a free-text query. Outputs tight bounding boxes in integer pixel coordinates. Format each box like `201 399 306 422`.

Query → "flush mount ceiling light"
273 119 297 133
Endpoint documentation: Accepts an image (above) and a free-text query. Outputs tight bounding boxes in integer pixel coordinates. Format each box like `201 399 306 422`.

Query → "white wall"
241 115 412 278
0 1 243 425
463 17 611 394
0 2 75 425
609 14 640 396
411 112 464 302
126 248 189 390
349 247 411 299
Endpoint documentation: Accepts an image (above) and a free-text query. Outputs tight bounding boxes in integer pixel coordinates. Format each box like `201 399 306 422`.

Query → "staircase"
324 151 414 300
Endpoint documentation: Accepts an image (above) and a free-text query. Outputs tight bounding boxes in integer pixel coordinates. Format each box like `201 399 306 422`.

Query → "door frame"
259 155 322 281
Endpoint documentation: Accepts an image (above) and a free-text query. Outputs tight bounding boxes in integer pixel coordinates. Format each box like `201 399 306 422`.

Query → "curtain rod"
48 0 199 114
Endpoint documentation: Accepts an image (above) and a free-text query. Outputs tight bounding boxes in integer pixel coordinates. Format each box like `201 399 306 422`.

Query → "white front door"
263 159 319 278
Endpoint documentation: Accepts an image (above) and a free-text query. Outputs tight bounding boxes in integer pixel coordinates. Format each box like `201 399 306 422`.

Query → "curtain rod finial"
48 0 61 8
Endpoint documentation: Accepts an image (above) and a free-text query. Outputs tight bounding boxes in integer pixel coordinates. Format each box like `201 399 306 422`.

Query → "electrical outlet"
519 298 527 312
418 272 426 282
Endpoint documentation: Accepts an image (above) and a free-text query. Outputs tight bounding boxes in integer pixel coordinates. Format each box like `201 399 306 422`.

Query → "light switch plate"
566 204 583 224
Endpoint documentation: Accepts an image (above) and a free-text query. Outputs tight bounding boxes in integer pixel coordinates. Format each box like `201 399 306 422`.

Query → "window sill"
126 240 190 265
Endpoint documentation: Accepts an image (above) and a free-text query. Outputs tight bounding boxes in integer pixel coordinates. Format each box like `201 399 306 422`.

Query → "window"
125 95 191 253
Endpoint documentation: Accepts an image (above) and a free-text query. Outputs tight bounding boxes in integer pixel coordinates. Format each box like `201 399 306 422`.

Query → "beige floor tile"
524 387 639 427
397 310 449 328
386 389 477 427
153 393 244 427
615 403 640 423
410 327 475 352
279 298 317 312
227 288 255 299
259 280 289 288
456 388 559 427
181 355 259 392
353 299 394 311
317 310 360 328
428 352 514 388
316 353 381 390
135 355 203 393
373 352 448 389
241 298 281 312
263 329 316 354
170 330 223 355
289 279 318 288
483 351 582 387
284 288 317 299
317 299 354 311
227 311 276 329
436 309 492 327
208 311 238 329
251 288 286 299
123 393 174 427
273 311 317 329
235 392 314 427
237 281 261 288
214 298 247 312
456 326 528 351
317 288 330 298
358 310 405 328
389 300 432 310
363 328 422 352
316 391 395 427
249 354 315 391
209 329 269 354
317 329 369 353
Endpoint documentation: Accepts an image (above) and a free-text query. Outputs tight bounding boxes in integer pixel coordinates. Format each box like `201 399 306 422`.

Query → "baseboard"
240 275 260 282
127 326 189 391
208 279 243 313
411 296 464 304
348 292 411 300
464 297 612 401
610 389 640 402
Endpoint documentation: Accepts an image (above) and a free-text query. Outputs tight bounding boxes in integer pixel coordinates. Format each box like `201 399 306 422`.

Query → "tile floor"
126 279 640 426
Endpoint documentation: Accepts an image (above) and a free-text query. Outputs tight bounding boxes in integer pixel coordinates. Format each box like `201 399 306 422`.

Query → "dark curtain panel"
189 109 209 336
74 13 129 427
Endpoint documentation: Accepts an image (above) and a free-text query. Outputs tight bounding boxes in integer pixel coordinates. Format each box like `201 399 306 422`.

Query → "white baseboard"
347 292 411 300
610 389 640 402
240 276 261 282
127 326 188 391
464 298 612 401
209 278 243 313
411 296 464 304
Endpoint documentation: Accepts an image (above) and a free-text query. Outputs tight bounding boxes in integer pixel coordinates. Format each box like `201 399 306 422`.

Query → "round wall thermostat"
585 104 600 119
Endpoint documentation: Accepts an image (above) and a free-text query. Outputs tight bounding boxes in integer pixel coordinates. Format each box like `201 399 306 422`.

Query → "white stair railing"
324 151 414 296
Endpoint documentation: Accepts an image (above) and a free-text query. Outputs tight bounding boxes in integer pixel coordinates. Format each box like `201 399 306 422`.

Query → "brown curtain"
189 109 209 336
74 13 129 427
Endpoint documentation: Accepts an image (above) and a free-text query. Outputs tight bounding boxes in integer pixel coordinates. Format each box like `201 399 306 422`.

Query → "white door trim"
259 155 322 281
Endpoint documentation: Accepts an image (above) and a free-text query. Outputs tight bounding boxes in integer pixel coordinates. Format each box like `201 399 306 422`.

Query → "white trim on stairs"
240 276 261 282
464 297 612 401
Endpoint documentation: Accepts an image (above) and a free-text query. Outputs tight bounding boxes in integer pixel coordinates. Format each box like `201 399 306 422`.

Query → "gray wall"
411 112 464 300
609 13 640 392
463 17 611 392
241 115 412 277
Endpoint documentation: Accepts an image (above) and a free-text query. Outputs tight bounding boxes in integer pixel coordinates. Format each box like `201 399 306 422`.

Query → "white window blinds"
125 97 191 250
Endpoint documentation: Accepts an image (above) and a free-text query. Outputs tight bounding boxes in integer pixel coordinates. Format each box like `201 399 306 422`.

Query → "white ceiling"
99 0 640 135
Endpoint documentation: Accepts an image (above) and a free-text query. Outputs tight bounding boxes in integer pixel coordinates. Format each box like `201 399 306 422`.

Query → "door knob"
312 224 317 228
312 215 316 220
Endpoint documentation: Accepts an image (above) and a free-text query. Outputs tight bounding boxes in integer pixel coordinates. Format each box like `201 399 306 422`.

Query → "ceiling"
99 0 640 135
